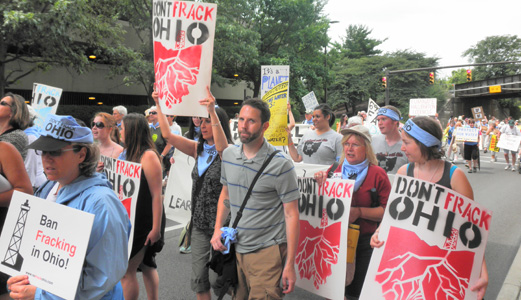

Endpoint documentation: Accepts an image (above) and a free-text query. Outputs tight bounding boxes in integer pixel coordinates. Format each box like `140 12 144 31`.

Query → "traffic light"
466 69 472 82
382 77 387 89
429 72 434 84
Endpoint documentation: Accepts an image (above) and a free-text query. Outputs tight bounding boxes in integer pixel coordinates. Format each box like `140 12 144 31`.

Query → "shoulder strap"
232 150 281 229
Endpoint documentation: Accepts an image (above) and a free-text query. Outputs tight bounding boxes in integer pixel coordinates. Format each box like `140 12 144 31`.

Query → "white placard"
152 1 217 117
409 98 437 116
497 134 521 152
100 156 141 258
164 150 195 225
0 191 94 300
260 65 290 99
31 83 63 128
366 98 380 126
455 127 479 142
302 91 319 112
360 175 491 300
229 121 313 146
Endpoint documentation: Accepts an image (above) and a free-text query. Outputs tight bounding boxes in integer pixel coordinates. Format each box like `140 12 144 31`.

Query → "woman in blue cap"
7 114 130 300
371 116 488 299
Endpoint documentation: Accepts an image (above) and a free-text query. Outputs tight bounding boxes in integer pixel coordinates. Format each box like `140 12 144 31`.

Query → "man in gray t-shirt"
372 106 408 174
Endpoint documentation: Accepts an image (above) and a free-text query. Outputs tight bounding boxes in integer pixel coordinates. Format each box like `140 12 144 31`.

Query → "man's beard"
239 127 262 144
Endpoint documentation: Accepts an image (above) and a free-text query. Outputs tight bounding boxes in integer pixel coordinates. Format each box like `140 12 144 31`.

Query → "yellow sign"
489 134 500 152
262 81 289 146
489 85 502 93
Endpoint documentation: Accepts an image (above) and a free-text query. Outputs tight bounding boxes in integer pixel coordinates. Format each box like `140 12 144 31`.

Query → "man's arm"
281 199 299 294
211 185 231 252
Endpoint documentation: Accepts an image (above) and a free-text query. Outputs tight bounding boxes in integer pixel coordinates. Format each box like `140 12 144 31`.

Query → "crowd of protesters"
0 89 500 300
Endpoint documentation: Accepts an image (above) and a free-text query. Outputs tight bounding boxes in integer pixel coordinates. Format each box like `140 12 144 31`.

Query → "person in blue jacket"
7 114 130 300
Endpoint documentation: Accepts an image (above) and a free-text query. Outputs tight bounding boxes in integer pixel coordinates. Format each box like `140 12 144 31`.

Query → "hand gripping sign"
360 175 491 300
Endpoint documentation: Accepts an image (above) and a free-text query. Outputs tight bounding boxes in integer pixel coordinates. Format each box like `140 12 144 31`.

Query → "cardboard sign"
261 65 290 146
409 98 437 116
229 119 312 146
164 150 195 225
31 83 63 128
455 127 479 142
152 1 217 117
471 106 485 121
295 177 353 300
302 91 319 112
0 191 94 300
366 98 380 126
100 155 141 257
360 175 491 300
497 134 521 152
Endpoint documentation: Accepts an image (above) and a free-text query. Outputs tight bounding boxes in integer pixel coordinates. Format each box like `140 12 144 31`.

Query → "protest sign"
360 175 491 300
230 121 312 146
31 83 63 128
295 177 353 300
0 191 93 300
100 155 141 257
409 98 437 116
471 106 485 121
230 119 240 144
488 134 500 152
302 91 319 112
261 65 290 146
293 163 329 178
497 134 521 152
152 0 217 117
164 150 194 225
366 98 380 126
454 127 480 142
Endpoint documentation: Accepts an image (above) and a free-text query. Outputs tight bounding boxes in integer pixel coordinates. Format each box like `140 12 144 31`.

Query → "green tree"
0 0 139 96
463 35 521 80
332 25 386 59
211 0 331 109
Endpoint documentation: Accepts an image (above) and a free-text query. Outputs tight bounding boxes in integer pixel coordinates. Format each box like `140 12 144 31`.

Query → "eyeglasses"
35 148 76 157
343 142 362 149
91 121 106 129
167 115 175 118
149 111 157 115
0 101 12 107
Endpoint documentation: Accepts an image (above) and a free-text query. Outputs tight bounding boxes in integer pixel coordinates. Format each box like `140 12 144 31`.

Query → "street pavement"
137 150 521 299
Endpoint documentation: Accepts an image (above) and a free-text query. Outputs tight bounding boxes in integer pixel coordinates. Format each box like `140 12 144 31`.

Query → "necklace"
416 160 442 183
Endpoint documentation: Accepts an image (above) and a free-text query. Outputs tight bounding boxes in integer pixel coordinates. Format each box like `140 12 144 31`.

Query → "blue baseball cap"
28 114 93 151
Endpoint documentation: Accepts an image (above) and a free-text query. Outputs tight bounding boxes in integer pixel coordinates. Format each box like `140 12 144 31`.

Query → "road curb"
497 245 521 299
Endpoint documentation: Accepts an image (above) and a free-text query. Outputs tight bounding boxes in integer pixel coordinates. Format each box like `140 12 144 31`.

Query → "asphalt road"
137 150 521 299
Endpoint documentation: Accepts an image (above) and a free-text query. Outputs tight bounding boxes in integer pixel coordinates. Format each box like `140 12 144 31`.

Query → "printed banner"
366 98 380 126
164 150 195 225
261 65 290 146
100 155 141 257
31 83 63 128
152 0 217 117
0 191 94 300
302 91 319 112
360 175 491 300
229 117 311 146
471 106 485 121
295 177 353 300
409 98 437 116
294 163 329 178
488 134 500 152
455 127 479 142
497 134 521 152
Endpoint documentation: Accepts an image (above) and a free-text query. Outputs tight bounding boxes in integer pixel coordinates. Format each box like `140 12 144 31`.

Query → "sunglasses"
0 101 12 107
35 148 76 157
149 111 158 115
91 121 106 129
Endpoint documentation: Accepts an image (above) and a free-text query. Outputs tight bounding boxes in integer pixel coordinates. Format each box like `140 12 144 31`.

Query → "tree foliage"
332 25 386 59
0 0 139 96
463 35 521 80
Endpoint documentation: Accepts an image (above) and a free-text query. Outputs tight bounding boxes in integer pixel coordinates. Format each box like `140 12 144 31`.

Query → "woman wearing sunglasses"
92 112 123 159
118 113 164 300
152 86 233 300
0 93 31 159
7 114 130 300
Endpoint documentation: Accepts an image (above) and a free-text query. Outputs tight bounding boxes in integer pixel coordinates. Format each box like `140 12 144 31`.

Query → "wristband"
212 123 220 126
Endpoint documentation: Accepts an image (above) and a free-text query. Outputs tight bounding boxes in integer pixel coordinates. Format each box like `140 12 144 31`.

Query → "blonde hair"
339 133 377 165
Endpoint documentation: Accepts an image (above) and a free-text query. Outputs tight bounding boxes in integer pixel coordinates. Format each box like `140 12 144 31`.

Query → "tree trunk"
0 42 6 97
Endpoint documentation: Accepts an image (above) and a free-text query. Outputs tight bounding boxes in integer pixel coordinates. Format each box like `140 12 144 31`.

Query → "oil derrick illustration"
2 200 30 271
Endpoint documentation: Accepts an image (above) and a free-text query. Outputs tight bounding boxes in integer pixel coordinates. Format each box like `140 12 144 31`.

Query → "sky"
323 0 521 78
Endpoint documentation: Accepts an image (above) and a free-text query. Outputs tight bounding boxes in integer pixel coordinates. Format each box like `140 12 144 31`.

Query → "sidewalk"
498 245 521 299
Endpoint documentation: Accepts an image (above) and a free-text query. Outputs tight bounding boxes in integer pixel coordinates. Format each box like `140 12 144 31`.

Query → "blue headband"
403 119 441 148
377 108 402 121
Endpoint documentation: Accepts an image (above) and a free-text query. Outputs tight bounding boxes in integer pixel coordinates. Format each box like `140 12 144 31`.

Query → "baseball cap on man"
28 114 93 151
305 109 313 114
341 125 372 143
509 119 515 126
